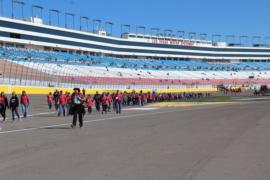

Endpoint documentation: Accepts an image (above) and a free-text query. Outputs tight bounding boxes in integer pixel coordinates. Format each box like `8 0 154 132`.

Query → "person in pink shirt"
65 92 71 116
20 91 29 118
101 93 109 114
58 91 66 117
86 95 94 114
114 90 122 114
107 93 113 112
47 92 53 110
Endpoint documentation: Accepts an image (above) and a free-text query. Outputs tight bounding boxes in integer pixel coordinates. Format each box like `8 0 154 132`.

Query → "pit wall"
0 85 218 94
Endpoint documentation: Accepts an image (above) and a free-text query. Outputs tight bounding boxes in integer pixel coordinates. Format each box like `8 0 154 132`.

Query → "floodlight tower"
11 0 25 19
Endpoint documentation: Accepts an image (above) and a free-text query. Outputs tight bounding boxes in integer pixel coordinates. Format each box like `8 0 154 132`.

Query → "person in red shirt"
65 92 71 115
20 91 29 118
47 92 53 110
101 93 109 114
86 95 94 114
107 93 113 112
58 91 66 117
114 90 122 114
0 92 9 122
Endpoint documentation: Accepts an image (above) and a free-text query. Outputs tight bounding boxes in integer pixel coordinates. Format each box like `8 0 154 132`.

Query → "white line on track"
0 106 211 135
3 111 56 121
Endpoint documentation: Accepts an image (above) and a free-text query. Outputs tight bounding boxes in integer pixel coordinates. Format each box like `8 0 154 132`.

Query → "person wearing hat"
70 88 86 128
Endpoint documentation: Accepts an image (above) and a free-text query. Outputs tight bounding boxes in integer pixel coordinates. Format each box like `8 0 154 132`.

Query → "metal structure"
121 24 131 34
151 28 160 37
49 9 60 26
80 16 89 31
65 12 75 29
32 5 43 19
226 35 235 45
136 26 146 37
0 0 3 16
240 35 248 46
200 33 207 41
11 0 25 19
93 19 102 32
212 34 222 44
189 32 196 41
105 21 113 36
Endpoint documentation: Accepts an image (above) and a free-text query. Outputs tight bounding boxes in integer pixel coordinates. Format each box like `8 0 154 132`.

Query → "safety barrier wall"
0 85 218 94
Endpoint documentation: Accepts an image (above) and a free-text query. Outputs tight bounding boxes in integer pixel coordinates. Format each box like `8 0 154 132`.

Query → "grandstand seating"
0 47 270 88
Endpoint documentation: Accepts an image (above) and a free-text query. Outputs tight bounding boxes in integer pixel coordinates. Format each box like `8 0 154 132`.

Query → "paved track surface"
0 95 270 180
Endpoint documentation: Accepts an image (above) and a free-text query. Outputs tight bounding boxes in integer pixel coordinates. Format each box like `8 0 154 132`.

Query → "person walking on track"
47 92 53 110
20 91 29 118
70 88 86 128
9 92 20 121
58 91 66 117
0 92 9 122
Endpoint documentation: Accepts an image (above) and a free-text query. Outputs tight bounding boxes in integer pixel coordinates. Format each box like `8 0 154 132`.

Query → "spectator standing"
9 92 20 121
101 93 109 114
58 91 66 117
47 92 53 109
114 90 122 114
20 91 29 118
53 90 60 111
86 95 94 114
71 88 85 128
65 92 71 116
0 92 8 122
94 91 101 112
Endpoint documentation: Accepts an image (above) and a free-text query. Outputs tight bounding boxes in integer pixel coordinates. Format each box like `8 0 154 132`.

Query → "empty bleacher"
0 47 270 89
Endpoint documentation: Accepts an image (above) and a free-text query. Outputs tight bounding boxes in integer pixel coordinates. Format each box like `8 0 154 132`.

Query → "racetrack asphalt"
0 95 270 180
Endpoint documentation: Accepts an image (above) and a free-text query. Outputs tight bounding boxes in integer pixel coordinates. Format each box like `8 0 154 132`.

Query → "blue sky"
2 0 270 42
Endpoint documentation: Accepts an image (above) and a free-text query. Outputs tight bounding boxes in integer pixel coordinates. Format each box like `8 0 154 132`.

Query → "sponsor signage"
150 39 194 46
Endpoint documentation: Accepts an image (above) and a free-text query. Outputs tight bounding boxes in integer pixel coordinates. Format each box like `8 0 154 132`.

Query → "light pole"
164 29 173 41
240 35 248 46
80 16 89 31
49 9 60 26
121 24 131 35
136 26 146 38
32 5 43 20
212 34 221 44
65 12 75 29
12 0 25 19
200 33 207 41
189 32 196 42
105 21 113 36
151 28 160 39
0 0 3 16
226 35 235 45
252 36 261 47
176 30 185 42
93 19 102 32
264 37 270 47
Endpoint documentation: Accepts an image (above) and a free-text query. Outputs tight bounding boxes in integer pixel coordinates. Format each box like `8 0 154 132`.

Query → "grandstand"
0 1 270 93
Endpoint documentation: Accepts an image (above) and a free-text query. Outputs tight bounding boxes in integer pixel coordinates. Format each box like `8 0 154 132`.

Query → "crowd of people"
48 89 212 128
0 91 30 122
0 88 212 128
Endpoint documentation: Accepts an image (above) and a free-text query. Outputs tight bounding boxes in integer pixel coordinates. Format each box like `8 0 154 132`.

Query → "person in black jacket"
0 92 9 122
70 88 86 128
94 91 101 112
9 92 20 121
